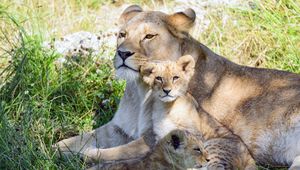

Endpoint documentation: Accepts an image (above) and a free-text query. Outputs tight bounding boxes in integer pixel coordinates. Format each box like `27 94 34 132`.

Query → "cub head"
141 55 195 102
114 5 196 81
162 130 208 169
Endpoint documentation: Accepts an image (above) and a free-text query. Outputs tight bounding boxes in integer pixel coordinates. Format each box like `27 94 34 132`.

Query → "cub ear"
166 8 196 32
119 5 143 25
140 64 156 85
176 55 195 77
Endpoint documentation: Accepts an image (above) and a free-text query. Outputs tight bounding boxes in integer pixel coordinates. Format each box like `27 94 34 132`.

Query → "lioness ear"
166 8 196 32
141 64 155 85
119 5 143 25
177 55 195 77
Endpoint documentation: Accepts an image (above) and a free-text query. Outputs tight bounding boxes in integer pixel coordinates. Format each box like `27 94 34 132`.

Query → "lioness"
57 55 256 169
88 129 207 170
54 5 300 169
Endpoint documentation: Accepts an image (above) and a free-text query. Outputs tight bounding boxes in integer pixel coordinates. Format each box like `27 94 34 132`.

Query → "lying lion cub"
88 129 207 170
88 55 256 169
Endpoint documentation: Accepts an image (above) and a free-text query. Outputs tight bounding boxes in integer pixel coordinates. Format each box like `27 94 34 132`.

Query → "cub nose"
163 89 171 95
117 50 135 61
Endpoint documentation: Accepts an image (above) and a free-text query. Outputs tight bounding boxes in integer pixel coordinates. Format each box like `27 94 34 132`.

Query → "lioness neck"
182 36 242 126
181 37 234 101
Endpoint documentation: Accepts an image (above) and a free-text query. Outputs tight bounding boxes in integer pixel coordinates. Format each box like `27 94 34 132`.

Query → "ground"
0 0 299 169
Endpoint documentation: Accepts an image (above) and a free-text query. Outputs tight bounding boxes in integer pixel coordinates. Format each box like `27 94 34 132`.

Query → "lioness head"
162 130 208 169
114 5 196 81
141 55 195 102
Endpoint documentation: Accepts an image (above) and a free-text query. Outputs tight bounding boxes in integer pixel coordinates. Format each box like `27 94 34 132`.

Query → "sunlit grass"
197 0 300 73
0 11 125 169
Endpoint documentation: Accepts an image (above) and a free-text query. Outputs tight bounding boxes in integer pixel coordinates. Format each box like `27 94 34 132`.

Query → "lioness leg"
289 155 300 170
76 128 156 162
86 158 147 170
54 122 133 156
54 82 145 160
81 136 152 162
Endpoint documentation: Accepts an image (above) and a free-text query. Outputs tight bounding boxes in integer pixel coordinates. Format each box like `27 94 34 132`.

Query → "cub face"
162 130 208 169
141 55 195 102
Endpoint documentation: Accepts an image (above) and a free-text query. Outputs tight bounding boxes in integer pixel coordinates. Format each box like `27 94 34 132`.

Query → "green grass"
0 0 299 169
198 0 300 73
0 9 125 169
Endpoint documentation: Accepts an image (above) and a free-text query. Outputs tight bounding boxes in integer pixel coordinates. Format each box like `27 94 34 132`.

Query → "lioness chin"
54 4 300 169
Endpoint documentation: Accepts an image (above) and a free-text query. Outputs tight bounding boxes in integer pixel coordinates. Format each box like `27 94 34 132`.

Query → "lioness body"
190 53 300 166
54 5 300 168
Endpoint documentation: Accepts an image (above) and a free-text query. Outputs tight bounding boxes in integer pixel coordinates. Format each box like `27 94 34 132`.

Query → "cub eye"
119 32 126 38
193 147 202 154
173 76 179 81
144 34 156 40
155 76 163 82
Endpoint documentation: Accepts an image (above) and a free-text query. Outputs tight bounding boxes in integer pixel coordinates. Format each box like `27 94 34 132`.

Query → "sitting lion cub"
138 55 256 169
88 129 208 170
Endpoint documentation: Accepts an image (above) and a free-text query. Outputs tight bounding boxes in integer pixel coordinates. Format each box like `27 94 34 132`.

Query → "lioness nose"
117 50 135 61
163 89 171 95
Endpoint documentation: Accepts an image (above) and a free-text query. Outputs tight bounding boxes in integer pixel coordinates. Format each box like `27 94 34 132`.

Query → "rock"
43 30 118 64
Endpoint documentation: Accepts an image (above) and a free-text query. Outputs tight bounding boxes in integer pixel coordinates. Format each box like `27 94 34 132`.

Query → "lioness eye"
144 34 156 40
119 32 126 38
173 76 179 81
155 76 163 82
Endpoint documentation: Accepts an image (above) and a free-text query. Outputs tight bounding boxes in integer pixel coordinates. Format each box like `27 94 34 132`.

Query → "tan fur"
53 5 193 159
54 5 300 169
140 57 256 169
87 130 207 170
53 56 153 162
202 76 262 130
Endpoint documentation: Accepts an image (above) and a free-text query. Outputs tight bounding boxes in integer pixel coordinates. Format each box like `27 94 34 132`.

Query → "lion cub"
88 129 208 170
140 55 256 170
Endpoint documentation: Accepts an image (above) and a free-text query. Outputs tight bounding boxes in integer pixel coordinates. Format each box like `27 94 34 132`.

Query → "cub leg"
204 139 234 170
289 155 300 170
244 157 257 170
203 137 257 170
53 122 133 157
